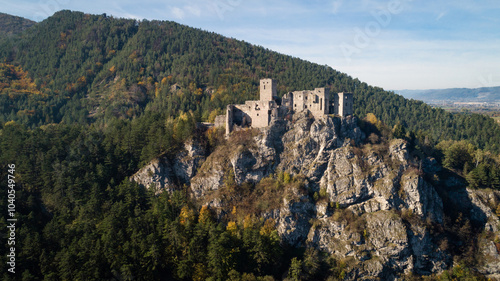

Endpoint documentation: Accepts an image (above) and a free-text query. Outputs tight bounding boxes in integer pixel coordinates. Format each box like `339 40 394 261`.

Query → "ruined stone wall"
244 100 275 128
260 78 277 101
308 88 329 118
222 79 352 135
224 100 276 134
233 104 251 127
336 92 353 117
291 88 329 118
292 90 307 112
282 92 294 112
226 105 233 135
214 115 226 128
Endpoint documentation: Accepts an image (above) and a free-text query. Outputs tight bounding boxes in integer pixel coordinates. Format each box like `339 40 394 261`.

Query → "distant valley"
395 86 500 104
395 87 500 124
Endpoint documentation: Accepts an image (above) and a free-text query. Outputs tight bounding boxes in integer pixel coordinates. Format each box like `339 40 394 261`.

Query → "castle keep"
217 79 353 134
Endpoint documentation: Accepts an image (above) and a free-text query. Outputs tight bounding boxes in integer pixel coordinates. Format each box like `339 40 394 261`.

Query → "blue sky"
1 0 500 90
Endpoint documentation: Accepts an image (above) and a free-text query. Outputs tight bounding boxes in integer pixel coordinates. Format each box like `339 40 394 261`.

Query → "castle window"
257 113 259 116
263 85 266 90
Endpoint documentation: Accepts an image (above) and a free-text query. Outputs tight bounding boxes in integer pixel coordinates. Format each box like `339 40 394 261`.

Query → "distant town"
395 87 500 124
423 101 500 124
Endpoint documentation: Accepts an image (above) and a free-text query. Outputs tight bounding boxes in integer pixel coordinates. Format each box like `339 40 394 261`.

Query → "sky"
1 0 500 90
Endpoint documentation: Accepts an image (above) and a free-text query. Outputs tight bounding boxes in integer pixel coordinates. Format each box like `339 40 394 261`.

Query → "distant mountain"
0 12 36 37
395 86 500 103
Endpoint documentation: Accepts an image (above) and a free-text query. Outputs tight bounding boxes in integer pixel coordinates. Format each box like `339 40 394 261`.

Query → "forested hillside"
0 10 499 152
1 10 500 281
0 13 35 37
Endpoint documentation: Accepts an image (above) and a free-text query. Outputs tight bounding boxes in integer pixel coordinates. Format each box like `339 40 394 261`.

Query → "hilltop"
0 12 36 37
0 10 500 281
0 10 499 152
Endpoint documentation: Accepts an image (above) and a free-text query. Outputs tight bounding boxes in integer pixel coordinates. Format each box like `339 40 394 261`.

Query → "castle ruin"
216 79 353 135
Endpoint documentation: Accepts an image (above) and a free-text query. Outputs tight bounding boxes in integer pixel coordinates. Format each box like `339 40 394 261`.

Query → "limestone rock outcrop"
467 189 500 279
132 112 500 279
131 139 206 193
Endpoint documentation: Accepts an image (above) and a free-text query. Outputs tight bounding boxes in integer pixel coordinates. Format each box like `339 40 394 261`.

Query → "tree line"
0 10 499 153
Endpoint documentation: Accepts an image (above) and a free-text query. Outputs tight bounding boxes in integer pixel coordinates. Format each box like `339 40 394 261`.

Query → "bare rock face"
321 146 372 206
307 211 412 280
230 131 278 185
389 138 410 165
130 158 176 194
266 195 315 247
191 121 287 199
173 139 206 183
398 173 444 223
307 210 449 280
467 189 500 279
478 240 500 279
278 113 364 182
132 112 500 279
131 138 206 193
190 151 227 198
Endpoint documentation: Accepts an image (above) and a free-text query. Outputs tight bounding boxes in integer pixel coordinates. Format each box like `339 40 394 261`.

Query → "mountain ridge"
0 12 36 37
1 10 499 152
0 10 500 281
395 86 500 102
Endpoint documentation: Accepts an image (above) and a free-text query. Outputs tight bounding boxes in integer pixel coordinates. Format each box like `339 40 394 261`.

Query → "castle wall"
308 88 329 118
214 115 226 128
292 91 306 112
282 92 293 111
233 104 252 127
226 105 234 135
223 79 353 135
291 88 329 118
336 92 353 117
244 100 275 128
260 79 277 101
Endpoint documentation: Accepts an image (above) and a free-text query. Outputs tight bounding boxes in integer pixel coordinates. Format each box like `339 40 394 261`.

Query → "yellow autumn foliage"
227 221 238 234
198 205 211 224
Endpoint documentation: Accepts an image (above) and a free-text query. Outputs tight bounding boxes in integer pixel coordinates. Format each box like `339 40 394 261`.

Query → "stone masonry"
216 79 353 134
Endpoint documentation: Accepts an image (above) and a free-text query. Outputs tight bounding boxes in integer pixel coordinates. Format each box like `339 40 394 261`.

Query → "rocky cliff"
131 112 500 280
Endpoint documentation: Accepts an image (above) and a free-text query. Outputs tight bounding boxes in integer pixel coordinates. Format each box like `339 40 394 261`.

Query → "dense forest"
0 10 499 280
0 13 35 37
0 10 499 152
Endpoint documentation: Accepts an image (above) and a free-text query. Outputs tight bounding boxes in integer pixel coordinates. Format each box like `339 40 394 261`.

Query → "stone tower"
260 78 277 101
335 92 354 116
